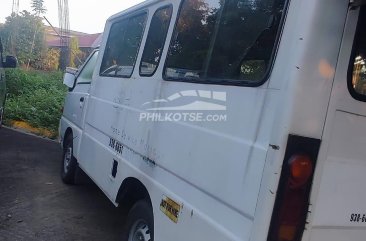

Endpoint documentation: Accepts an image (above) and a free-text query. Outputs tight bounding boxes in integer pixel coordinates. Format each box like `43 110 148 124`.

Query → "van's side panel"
251 0 349 240
304 7 366 241
77 0 283 240
71 0 358 241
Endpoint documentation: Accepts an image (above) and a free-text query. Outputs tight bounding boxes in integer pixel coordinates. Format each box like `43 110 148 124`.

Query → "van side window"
100 13 147 78
77 51 99 84
164 0 286 85
140 5 173 76
349 6 366 100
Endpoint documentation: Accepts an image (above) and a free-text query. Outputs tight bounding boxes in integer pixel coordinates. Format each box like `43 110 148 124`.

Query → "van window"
164 0 286 85
100 13 147 78
140 5 173 76
349 7 366 99
77 50 99 84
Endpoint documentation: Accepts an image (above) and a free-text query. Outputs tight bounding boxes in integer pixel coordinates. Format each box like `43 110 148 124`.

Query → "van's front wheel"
124 200 154 241
61 134 77 184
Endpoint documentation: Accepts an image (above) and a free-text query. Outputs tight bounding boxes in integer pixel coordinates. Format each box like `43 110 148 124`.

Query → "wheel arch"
115 177 153 212
63 127 73 148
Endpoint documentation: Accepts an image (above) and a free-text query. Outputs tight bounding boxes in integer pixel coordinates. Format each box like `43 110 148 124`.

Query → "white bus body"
59 0 366 240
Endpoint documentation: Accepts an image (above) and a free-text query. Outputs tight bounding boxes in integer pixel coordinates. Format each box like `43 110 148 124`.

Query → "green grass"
4 69 67 137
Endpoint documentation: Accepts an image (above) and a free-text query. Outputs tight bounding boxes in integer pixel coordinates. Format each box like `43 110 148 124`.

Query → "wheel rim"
128 219 151 241
63 146 72 173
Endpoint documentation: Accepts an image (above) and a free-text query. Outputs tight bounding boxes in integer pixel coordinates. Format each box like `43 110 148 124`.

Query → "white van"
59 0 366 240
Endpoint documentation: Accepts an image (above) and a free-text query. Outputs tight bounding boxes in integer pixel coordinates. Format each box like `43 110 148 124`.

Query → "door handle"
80 97 85 102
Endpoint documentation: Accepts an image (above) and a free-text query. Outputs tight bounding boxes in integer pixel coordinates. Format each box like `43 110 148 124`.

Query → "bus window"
350 6 366 99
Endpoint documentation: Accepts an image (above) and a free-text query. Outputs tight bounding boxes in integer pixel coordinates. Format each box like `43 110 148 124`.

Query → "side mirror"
3 56 17 68
63 72 76 88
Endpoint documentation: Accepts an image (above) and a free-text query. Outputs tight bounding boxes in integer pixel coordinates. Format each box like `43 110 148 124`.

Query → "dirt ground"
0 127 126 241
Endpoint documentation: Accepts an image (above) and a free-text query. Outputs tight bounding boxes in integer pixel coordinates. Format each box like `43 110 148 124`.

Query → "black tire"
61 134 77 184
123 200 154 241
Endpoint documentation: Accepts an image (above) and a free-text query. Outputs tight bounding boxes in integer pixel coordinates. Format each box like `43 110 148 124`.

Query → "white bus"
59 0 366 240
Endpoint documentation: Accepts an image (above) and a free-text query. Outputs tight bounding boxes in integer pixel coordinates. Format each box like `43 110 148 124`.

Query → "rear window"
164 0 286 85
349 6 366 101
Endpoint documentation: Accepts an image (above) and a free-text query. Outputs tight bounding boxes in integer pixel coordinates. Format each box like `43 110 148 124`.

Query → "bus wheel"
61 134 77 184
124 200 154 241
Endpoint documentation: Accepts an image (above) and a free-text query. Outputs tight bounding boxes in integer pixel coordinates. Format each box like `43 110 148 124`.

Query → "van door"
305 5 366 241
63 50 99 129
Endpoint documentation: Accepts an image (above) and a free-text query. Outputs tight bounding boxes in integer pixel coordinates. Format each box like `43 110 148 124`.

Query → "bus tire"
61 134 77 184
123 200 154 241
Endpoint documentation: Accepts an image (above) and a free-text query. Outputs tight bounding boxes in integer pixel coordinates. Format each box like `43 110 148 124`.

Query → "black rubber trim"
347 6 366 102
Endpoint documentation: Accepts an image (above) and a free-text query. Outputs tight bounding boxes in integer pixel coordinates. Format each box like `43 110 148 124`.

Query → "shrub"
4 69 67 137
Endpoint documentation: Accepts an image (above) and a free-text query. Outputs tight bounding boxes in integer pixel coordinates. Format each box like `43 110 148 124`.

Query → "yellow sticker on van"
160 195 181 223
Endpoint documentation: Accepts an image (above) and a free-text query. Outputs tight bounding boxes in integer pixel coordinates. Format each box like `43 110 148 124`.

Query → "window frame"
347 6 366 102
139 4 173 77
68 49 99 91
99 10 148 79
162 0 289 87
76 49 99 85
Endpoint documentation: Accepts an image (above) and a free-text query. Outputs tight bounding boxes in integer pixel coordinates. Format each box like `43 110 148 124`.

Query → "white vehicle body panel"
59 0 366 240
302 7 366 241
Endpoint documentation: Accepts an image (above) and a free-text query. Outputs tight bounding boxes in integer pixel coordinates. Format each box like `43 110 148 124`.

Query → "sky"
0 0 145 34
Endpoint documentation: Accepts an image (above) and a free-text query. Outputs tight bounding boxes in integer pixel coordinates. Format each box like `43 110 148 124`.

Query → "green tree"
69 37 82 68
0 11 46 68
42 48 60 70
27 0 47 69
31 0 47 16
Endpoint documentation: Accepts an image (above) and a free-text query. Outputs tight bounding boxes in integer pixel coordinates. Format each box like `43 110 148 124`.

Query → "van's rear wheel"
124 200 154 241
61 134 77 184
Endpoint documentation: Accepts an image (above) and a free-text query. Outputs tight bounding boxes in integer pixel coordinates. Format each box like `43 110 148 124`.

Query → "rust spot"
318 59 335 79
269 144 280 150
